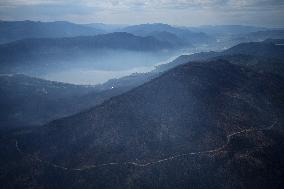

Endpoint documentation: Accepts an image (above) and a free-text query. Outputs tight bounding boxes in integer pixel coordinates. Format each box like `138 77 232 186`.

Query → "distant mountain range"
187 25 267 36
237 29 284 42
0 32 172 74
0 21 282 47
0 32 171 53
85 23 127 32
186 25 284 48
0 21 215 47
0 20 104 44
121 23 215 45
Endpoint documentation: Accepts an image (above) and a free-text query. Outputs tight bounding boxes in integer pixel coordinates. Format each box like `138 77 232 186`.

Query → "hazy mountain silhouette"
185 25 280 49
233 30 284 43
0 32 172 74
0 20 104 44
145 31 187 47
122 23 215 45
187 25 267 36
85 23 127 32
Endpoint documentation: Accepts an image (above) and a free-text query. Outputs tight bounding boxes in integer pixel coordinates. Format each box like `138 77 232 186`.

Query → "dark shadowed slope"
224 39 284 59
156 39 284 76
0 20 104 44
1 60 283 189
0 74 130 129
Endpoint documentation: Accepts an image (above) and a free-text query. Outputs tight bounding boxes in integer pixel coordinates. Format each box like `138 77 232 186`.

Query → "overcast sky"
0 0 283 27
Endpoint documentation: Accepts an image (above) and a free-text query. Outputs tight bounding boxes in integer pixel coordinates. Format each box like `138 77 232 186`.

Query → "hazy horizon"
0 0 284 27
0 19 280 29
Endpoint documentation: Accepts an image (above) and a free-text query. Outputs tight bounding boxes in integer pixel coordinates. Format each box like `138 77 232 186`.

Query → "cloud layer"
1 0 284 26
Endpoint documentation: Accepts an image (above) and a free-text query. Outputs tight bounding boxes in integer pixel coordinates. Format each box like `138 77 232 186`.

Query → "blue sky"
0 0 284 27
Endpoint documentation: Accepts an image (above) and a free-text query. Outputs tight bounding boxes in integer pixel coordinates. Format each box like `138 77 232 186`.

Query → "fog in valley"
10 47 199 85
42 66 151 85
39 50 178 84
1 0 284 188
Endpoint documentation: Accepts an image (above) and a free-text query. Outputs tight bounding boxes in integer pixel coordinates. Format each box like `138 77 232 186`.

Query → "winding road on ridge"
15 120 279 172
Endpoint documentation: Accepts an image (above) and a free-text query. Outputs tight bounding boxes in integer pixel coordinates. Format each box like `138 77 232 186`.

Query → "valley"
0 20 283 189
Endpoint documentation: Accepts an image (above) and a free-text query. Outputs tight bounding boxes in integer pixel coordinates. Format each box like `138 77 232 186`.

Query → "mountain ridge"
1 58 283 188
0 20 105 44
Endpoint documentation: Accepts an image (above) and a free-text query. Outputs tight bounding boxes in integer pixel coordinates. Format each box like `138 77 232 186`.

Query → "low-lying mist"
21 49 182 85
42 67 153 85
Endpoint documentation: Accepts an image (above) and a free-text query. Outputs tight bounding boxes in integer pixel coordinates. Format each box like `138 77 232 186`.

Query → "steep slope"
1 60 283 189
0 20 104 44
156 39 284 76
224 39 284 59
0 74 129 129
